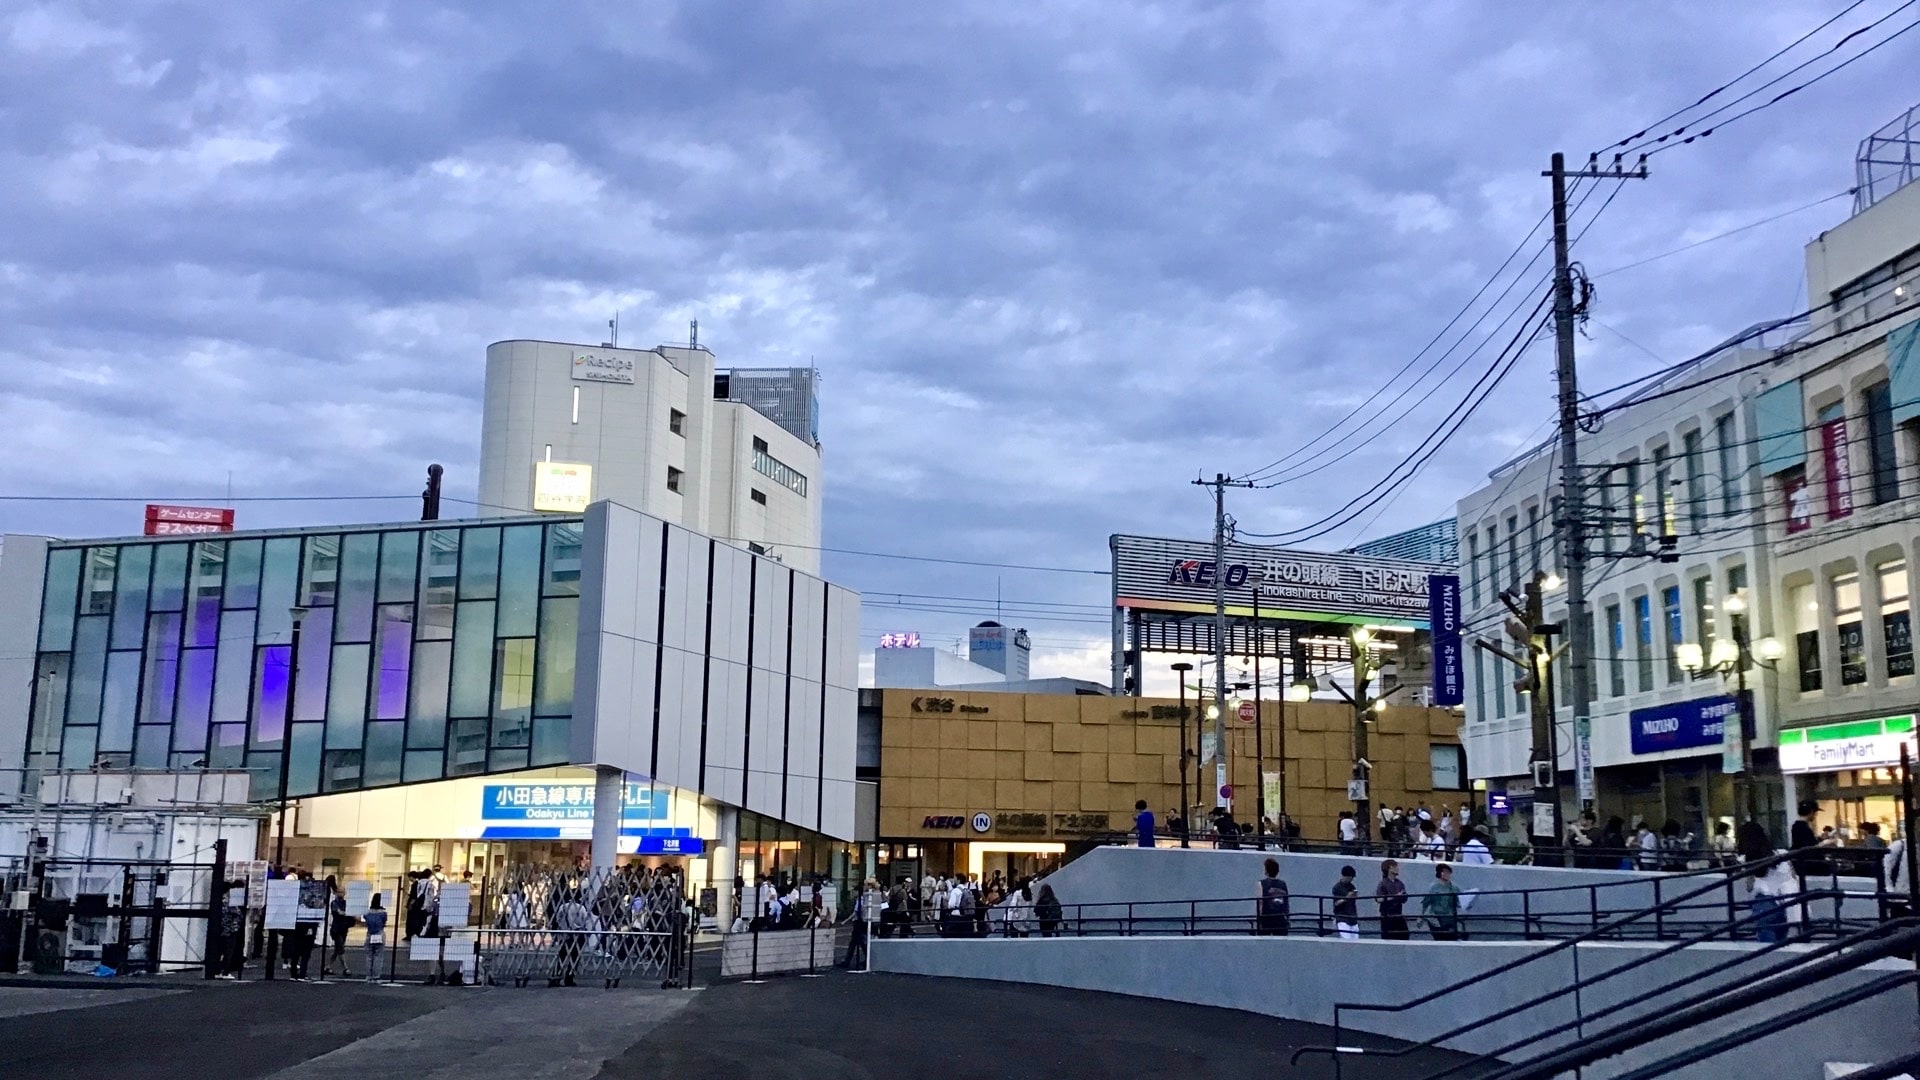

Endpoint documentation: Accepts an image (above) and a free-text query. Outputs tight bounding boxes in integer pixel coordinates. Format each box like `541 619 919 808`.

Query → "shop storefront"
1780 714 1918 839
1594 694 1750 838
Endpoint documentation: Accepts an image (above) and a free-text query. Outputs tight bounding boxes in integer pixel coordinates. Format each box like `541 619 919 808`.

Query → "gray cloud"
1 0 1909 686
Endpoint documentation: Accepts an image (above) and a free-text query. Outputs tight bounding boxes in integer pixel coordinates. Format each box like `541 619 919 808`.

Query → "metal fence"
3 842 229 975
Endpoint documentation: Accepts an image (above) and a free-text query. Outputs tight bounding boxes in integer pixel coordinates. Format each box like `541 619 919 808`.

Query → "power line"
1595 0 1872 156
1629 2 1920 158
1591 189 1854 278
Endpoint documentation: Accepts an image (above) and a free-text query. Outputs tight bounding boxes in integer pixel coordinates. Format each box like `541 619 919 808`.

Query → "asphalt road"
0 972 1486 1079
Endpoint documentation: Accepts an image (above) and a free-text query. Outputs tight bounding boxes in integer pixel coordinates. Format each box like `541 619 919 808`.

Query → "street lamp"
264 605 309 982
1172 662 1193 848
1677 601 1780 825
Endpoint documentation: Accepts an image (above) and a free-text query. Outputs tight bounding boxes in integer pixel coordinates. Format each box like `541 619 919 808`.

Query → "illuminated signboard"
1110 533 1443 626
877 632 922 649
144 504 235 536
532 461 593 513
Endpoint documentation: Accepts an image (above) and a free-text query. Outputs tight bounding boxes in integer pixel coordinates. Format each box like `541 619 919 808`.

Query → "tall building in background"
478 339 823 574
968 621 1031 681
1348 519 1459 564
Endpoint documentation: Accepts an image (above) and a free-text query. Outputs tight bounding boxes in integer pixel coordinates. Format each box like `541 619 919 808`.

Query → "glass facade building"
25 518 586 803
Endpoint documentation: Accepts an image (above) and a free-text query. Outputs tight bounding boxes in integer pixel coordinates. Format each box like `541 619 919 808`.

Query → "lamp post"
1172 662 1193 848
264 605 308 982
1677 595 1782 827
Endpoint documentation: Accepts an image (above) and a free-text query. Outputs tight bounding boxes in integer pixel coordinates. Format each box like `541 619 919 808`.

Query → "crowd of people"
1259 856 1471 941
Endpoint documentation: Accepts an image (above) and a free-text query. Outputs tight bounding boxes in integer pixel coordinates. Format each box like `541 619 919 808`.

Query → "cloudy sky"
3 1 1912 689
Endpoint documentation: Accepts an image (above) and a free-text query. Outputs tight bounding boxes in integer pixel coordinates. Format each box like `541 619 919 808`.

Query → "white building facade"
477 339 823 574
1457 337 1787 841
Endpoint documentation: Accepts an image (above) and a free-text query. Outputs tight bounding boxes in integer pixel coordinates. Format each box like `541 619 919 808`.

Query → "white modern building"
1458 331 1789 841
1746 122 1920 836
0 499 860 927
1456 109 1920 844
477 339 824 574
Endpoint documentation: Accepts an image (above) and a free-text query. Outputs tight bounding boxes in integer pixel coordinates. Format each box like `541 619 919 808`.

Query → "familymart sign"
1777 715 1917 774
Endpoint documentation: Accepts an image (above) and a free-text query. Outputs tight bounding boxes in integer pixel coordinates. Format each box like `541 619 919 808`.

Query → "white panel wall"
575 502 860 839
0 536 49 804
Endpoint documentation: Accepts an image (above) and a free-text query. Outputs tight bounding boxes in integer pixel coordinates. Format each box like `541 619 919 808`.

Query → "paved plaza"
0 972 1485 1079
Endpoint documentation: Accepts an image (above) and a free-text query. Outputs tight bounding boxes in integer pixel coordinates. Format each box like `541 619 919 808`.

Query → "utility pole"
1193 473 1254 812
1547 151 1645 822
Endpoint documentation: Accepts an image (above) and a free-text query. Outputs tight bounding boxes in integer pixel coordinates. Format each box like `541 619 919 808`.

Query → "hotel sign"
1111 534 1443 625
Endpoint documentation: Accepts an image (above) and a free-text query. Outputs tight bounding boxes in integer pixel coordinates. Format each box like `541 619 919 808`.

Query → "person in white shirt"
1457 830 1494 866
1636 822 1662 871
1338 812 1360 854
1413 819 1445 861
1886 828 1911 919
1438 810 1454 848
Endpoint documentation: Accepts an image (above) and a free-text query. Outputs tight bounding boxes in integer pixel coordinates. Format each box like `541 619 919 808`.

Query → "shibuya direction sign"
1110 533 1444 625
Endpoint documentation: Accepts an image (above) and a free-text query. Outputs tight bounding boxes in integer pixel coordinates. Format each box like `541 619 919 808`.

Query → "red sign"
1820 418 1854 521
144 504 235 537
1237 700 1256 724
1783 474 1813 535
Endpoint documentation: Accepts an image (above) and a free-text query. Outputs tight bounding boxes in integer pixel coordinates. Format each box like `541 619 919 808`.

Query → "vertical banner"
1575 721 1595 804
1262 772 1281 820
1820 418 1854 521
1428 574 1464 707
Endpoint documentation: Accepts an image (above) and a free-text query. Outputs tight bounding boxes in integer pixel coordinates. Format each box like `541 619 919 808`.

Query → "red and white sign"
1237 700 1256 724
1820 418 1854 521
144 504 235 537
1783 474 1813 535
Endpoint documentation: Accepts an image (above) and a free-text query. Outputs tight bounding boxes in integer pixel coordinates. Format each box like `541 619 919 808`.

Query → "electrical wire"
1595 0 1872 155
1590 189 1855 278
1630 2 1920 158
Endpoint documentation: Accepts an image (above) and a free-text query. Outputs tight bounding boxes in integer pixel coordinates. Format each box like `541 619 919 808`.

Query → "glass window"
135 724 169 769
61 725 97 771
532 716 569 766
68 615 110 727
447 717 488 777
1790 582 1822 692
418 530 460 640
1485 523 1498 594
322 749 364 794
1835 571 1866 685
39 547 81 652
175 648 214 754
187 542 226 647
142 613 182 726
149 544 188 613
255 538 301 643
408 640 451 749
1653 447 1674 538
209 723 247 769
364 721 404 787
372 605 413 720
302 535 341 607
1662 586 1683 683
1682 430 1705 531
1865 380 1899 505
1726 565 1750 646
1606 604 1625 697
1466 532 1480 607
286 723 324 797
458 527 501 601
252 645 292 747
110 545 153 650
98 651 141 754
84 547 117 615
325 644 370 749
1692 576 1715 659
1525 506 1540 573
1505 514 1519 584
535 596 578 717
1634 595 1654 693
292 609 334 722
210 611 256 724
404 749 443 783
1882 561 1912 679
544 524 582 597
449 601 496 717
667 467 683 493
223 539 262 609
492 639 535 747
1625 459 1644 537
377 530 419 604
497 526 543 637
1716 413 1741 514
1473 649 1486 718
332 533 380 643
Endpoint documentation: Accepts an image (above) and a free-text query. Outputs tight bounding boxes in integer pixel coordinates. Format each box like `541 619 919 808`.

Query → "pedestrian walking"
1134 799 1156 847
1331 865 1360 940
218 879 248 979
325 875 354 977
843 879 877 968
1255 858 1289 936
1375 859 1410 940
362 894 388 982
1338 811 1359 855
1421 863 1463 940
1035 884 1063 937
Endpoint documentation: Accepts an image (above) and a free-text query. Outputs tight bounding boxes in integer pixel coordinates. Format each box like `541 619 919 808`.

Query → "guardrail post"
1523 890 1533 941
1590 884 1599 935
1654 877 1666 941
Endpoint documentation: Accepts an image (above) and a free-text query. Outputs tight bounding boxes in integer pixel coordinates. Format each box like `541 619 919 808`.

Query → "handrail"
1814 1045 1920 1080
1606 972 1920 1080
1475 919 1920 1080
1409 890 1848 1080
1288 849 1817 1066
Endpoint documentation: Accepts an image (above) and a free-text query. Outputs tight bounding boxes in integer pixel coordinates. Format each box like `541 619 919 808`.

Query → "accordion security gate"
472 865 691 988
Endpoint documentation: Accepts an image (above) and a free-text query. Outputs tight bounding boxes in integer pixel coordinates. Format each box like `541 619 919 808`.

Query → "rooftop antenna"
689 319 699 349
608 312 618 348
